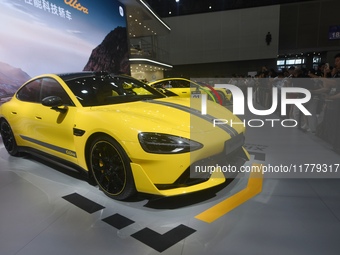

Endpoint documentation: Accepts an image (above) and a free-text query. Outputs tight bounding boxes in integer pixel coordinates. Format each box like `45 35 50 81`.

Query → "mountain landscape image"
0 27 130 105
1 0 130 105
83 27 130 74
0 61 31 104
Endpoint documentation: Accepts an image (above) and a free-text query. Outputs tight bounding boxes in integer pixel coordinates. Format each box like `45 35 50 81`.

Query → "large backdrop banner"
0 0 129 100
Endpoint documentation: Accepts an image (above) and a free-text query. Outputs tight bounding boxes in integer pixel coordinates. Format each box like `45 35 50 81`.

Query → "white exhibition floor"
1 109 340 255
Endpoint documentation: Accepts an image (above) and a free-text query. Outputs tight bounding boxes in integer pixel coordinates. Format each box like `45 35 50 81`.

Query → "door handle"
35 116 42 120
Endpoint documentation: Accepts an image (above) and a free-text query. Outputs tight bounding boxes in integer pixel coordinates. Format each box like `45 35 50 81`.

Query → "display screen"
329 25 340 40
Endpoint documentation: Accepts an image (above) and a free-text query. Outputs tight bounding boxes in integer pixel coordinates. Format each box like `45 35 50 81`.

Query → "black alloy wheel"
89 135 136 200
0 120 20 156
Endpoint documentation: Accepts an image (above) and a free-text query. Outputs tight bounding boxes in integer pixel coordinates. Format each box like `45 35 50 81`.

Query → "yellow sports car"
149 77 232 105
0 72 248 200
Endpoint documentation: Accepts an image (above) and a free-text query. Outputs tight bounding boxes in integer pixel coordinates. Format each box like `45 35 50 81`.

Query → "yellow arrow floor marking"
195 164 263 223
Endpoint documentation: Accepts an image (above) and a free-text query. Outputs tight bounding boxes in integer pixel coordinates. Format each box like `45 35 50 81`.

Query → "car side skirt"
17 146 89 178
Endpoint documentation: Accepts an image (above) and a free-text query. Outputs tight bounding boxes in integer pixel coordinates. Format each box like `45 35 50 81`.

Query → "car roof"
149 77 192 85
57 71 110 81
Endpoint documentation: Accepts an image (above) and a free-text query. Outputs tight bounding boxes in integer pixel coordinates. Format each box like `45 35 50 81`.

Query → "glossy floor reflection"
1 120 340 255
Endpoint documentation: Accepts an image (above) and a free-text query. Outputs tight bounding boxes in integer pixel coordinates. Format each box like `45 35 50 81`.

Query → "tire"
89 135 136 200
0 119 21 156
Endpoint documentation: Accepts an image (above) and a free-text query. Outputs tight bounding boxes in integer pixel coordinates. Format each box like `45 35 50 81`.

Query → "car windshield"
61 73 165 107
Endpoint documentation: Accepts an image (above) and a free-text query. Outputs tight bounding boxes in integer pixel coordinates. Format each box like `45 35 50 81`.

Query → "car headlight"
138 132 203 154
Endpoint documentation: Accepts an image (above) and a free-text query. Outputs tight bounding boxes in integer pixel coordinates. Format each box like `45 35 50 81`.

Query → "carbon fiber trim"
20 135 77 158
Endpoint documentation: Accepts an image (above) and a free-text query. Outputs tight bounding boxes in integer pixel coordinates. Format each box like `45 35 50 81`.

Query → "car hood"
87 97 243 136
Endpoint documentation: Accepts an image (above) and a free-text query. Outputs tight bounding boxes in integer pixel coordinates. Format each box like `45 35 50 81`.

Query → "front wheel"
89 135 136 200
0 119 21 156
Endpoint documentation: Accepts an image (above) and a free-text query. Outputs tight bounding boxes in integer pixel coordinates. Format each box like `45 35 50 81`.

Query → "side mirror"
42 96 68 113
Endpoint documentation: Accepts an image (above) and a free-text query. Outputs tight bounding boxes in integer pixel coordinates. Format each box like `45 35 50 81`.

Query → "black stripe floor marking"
131 224 196 252
62 193 105 213
102 213 135 229
248 151 266 161
62 193 196 252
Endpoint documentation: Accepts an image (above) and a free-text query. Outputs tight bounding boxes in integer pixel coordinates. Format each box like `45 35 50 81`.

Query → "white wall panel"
161 5 280 65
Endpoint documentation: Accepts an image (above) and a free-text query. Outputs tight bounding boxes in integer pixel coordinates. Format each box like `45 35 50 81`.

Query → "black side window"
152 82 164 89
152 81 171 88
183 81 191 88
16 79 42 103
171 81 185 88
41 78 74 106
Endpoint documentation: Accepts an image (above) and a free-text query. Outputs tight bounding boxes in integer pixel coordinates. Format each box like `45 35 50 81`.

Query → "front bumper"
131 147 249 197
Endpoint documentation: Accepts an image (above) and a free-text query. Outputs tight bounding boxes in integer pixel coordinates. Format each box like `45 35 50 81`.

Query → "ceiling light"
138 0 171 31
129 58 173 68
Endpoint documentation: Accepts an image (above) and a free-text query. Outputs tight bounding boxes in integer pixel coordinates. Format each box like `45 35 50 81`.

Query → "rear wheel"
0 120 20 156
89 135 136 200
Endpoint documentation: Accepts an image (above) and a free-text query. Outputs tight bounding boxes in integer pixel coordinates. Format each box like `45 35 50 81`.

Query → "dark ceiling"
143 0 315 18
